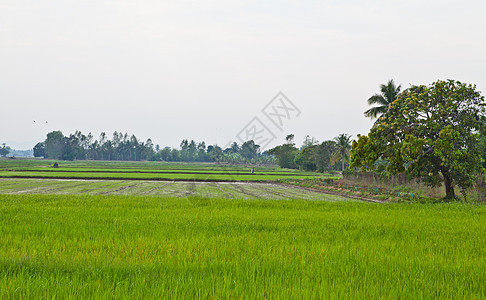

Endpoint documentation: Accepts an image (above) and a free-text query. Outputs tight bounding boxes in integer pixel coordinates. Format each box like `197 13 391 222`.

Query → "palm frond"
367 94 387 106
364 106 387 119
365 79 402 119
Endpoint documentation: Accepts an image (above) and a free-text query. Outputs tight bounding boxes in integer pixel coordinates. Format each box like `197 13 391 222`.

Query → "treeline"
33 130 353 170
33 131 275 164
268 134 352 172
155 140 274 164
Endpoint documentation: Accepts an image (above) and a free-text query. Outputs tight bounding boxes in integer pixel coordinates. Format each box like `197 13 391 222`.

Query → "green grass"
1 194 486 298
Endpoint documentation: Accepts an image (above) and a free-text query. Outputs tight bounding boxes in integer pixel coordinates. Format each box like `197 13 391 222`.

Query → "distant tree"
333 134 352 171
86 132 95 160
73 131 87 159
230 142 240 154
45 131 65 159
301 135 319 149
130 135 139 160
259 150 277 165
33 142 45 158
144 138 154 160
210 145 223 161
63 134 80 161
0 143 11 157
240 140 260 161
170 148 181 161
294 145 318 171
285 134 295 145
188 140 197 162
268 144 299 169
180 139 189 161
364 79 402 119
197 142 208 161
316 140 337 172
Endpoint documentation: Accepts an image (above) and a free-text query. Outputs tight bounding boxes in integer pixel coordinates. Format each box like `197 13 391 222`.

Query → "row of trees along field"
32 129 352 171
351 79 486 199
268 134 351 172
33 131 275 164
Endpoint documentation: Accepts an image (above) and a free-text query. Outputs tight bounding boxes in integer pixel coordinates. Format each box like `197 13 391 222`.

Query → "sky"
1 0 485 150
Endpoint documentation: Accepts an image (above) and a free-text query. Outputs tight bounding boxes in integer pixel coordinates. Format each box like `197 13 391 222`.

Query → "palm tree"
333 134 352 171
364 79 402 119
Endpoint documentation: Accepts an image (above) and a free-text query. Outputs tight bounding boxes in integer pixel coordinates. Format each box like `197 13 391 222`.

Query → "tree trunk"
443 171 456 199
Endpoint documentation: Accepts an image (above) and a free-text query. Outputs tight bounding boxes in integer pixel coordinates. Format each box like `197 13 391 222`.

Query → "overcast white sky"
1 0 485 150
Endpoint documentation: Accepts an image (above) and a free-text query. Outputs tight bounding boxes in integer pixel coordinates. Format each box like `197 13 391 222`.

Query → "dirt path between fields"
215 183 232 198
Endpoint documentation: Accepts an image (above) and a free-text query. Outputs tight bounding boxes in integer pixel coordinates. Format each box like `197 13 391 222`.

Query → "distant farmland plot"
0 178 341 200
0 159 289 172
0 159 335 182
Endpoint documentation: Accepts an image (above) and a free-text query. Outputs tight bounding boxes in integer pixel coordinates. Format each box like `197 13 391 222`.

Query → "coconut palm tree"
333 133 352 171
364 79 402 119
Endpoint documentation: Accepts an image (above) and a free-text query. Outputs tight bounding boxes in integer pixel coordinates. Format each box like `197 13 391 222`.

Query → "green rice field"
0 159 333 182
1 194 485 298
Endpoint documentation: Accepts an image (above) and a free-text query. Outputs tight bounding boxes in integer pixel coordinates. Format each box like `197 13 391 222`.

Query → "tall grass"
1 194 485 298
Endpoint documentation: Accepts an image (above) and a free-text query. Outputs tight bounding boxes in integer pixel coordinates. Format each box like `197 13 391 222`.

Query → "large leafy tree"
351 80 485 199
364 79 402 119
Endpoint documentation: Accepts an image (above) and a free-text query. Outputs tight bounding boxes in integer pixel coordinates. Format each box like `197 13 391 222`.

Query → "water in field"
0 178 348 201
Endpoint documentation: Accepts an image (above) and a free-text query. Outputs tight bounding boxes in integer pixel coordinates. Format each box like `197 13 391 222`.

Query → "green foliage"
333 133 352 171
33 142 45 158
315 140 337 172
352 80 486 199
364 79 402 119
2 194 486 298
39 131 157 162
270 134 351 172
239 140 260 161
45 131 65 159
0 143 11 157
294 145 318 171
268 144 299 169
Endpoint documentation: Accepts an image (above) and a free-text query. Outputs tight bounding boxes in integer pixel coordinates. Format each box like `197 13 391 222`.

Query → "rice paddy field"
0 178 335 200
0 159 331 182
1 159 486 298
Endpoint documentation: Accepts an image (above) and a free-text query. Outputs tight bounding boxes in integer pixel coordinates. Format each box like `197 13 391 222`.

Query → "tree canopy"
269 134 349 172
0 143 11 157
351 80 486 199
